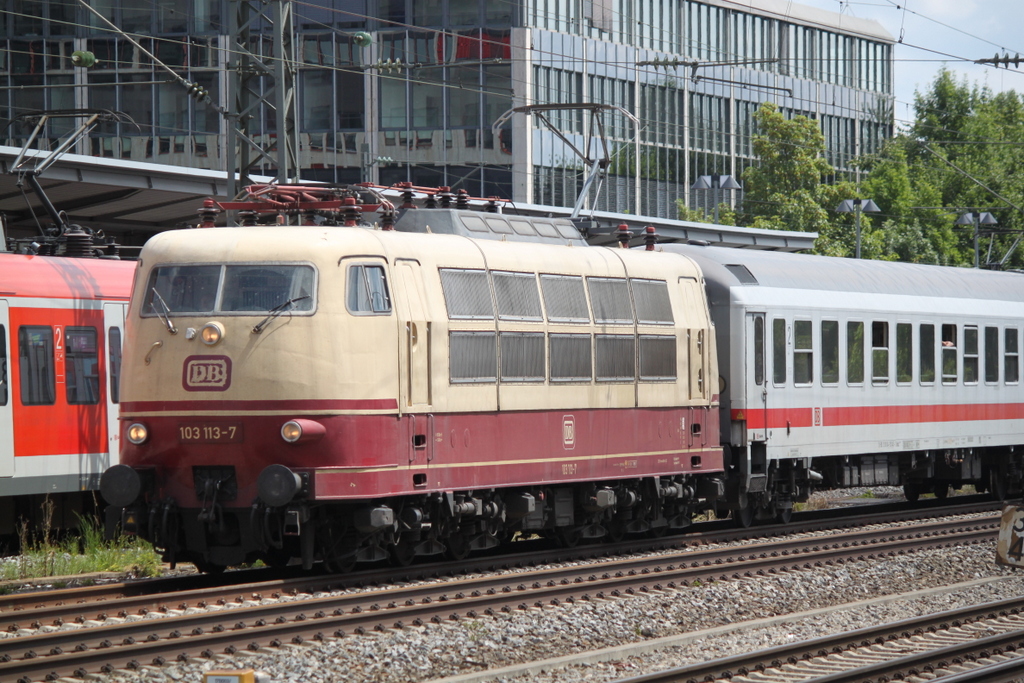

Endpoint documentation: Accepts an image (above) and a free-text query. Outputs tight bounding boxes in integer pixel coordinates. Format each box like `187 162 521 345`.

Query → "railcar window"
108 327 121 404
550 334 592 382
346 265 392 314
631 279 674 324
595 334 636 381
0 325 7 406
65 327 100 405
753 317 764 386
896 323 912 384
440 269 494 319
499 332 545 382
1006 328 1020 384
639 335 676 380
871 321 889 384
985 326 999 383
821 320 839 384
920 324 935 383
588 278 633 324
963 326 979 384
18 326 55 406
449 331 497 383
772 318 786 385
143 264 315 315
540 275 590 323
941 324 957 383
492 272 543 321
847 321 864 384
793 320 813 385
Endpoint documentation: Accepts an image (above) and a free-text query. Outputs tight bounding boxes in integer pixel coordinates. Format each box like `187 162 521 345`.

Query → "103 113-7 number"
178 423 244 443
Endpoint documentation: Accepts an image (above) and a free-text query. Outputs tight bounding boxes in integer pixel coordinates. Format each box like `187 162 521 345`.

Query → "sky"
791 0 1024 127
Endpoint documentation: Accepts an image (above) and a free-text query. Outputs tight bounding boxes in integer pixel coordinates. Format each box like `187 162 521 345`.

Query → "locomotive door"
747 313 768 442
394 259 431 410
103 303 126 465
0 300 11 478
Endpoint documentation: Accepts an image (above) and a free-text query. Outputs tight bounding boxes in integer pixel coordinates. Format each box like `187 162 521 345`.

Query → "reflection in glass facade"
0 0 892 219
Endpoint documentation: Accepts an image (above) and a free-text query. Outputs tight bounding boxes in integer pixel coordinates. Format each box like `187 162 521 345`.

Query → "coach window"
449 331 497 383
871 321 889 385
941 324 957 383
492 272 542 321
821 320 839 385
919 324 935 384
66 327 100 405
847 321 864 384
793 320 812 385
772 318 786 385
1006 328 1020 384
108 327 122 404
440 269 494 319
896 323 912 384
347 264 392 315
540 274 590 323
0 325 7 405
963 326 979 384
985 326 999 383
18 326 56 405
550 334 592 382
753 316 765 386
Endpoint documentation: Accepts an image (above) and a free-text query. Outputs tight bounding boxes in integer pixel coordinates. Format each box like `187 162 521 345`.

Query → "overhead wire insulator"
353 31 372 48
71 50 97 68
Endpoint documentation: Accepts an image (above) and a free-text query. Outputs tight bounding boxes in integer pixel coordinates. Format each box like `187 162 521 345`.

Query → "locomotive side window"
821 320 839 384
793 320 812 385
499 332 544 382
65 327 100 405
639 335 676 380
1006 328 1020 384
449 331 497 383
492 272 542 321
846 321 864 385
985 326 999 383
871 321 889 385
18 326 55 406
0 325 7 406
540 275 589 323
941 324 958 383
595 334 636 381
770 319 786 387
919 324 936 383
588 278 633 324
440 269 494 319
631 279 673 324
108 327 122 404
896 323 912 384
963 326 979 384
346 265 392 314
550 334 592 382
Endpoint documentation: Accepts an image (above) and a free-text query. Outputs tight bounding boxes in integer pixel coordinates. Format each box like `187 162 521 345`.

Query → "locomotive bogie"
109 226 725 570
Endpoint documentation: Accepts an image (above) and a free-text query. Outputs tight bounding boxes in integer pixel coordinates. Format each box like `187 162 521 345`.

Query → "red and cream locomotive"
101 185 726 572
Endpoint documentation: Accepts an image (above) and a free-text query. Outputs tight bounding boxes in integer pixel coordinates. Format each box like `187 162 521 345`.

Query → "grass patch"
0 507 161 583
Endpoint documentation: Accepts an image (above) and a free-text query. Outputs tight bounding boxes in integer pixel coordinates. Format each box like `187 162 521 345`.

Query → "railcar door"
103 303 126 465
747 312 769 443
0 300 11 478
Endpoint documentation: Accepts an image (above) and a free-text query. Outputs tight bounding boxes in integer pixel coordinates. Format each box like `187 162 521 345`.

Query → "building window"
19 326 56 406
793 320 812 385
1006 328 1019 384
821 320 839 384
920 324 935 384
871 321 888 384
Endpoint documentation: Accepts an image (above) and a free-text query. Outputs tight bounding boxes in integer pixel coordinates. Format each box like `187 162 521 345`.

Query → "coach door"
0 300 11 477
747 313 769 442
103 303 126 464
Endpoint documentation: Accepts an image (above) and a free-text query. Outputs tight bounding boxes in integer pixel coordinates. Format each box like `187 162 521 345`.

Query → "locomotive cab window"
793 320 812 386
941 324 958 384
871 321 889 385
346 264 392 315
142 264 316 315
18 326 55 406
65 327 100 405
963 326 979 384
1006 328 1020 384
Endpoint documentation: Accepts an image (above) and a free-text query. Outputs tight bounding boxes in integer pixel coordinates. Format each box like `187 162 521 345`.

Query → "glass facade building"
0 0 893 219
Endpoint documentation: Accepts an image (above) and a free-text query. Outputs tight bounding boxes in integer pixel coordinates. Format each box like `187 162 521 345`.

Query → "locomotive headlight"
281 420 303 443
126 422 149 445
200 321 225 346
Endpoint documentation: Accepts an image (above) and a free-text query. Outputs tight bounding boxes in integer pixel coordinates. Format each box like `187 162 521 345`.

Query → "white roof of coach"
662 245 1024 302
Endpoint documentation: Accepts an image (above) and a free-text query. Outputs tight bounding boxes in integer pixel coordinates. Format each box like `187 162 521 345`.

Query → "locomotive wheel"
733 504 754 528
556 528 582 548
933 483 950 500
390 537 417 567
445 533 472 560
990 468 1009 501
903 483 921 503
263 548 292 569
192 559 226 575
776 506 793 524
606 521 627 543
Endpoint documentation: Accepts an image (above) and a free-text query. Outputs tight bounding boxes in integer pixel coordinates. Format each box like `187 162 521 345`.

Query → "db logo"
182 356 232 391
562 415 575 450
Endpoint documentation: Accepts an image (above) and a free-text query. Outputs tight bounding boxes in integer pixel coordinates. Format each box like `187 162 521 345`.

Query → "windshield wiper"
252 295 310 334
150 288 177 335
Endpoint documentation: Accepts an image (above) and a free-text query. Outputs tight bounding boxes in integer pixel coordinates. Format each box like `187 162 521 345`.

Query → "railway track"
608 594 1024 683
0 510 1000 683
